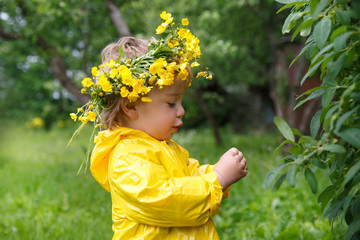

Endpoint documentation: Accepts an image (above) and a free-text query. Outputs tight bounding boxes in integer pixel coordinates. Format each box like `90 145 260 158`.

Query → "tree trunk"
106 0 132 37
51 54 89 105
193 90 222 146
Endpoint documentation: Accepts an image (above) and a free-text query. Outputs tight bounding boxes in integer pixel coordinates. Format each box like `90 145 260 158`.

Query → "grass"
0 120 346 239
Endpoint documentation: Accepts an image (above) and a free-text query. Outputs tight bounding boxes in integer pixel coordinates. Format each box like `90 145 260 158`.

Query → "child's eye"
167 102 176 107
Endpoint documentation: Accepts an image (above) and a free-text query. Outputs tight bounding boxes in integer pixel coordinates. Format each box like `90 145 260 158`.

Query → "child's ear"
121 98 138 119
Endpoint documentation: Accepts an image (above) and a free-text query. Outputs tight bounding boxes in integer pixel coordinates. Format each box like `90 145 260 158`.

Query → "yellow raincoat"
90 127 229 239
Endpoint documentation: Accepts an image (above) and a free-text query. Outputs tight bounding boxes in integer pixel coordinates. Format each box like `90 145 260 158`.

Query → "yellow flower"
32 117 44 127
207 75 213 80
91 67 100 76
119 65 132 76
191 62 200 68
106 59 116 68
79 116 88 123
77 108 84 113
120 87 129 98
81 77 94 88
86 111 97 122
132 82 145 94
158 69 174 86
182 18 189 26
160 11 172 22
141 97 152 102
178 28 189 38
166 62 179 72
101 83 113 92
149 76 157 85
156 24 167 34
178 69 189 81
122 75 136 86
179 62 188 71
128 91 139 102
70 113 77 121
168 38 179 48
98 75 113 92
149 58 167 75
110 68 119 78
196 71 208 78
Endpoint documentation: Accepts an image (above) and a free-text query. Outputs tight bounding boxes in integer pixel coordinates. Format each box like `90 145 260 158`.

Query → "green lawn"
0 120 346 239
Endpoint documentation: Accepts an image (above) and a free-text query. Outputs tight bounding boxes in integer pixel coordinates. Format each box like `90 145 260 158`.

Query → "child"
72 12 247 239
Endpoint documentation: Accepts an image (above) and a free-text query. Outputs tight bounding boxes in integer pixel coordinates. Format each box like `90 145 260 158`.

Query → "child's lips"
173 123 183 132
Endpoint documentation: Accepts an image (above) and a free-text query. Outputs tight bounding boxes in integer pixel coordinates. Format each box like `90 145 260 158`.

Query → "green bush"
267 0 360 239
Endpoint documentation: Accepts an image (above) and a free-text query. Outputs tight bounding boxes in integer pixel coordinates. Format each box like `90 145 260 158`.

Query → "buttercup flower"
182 18 189 26
70 113 77 121
156 25 167 34
178 28 189 38
196 71 208 78
86 112 97 122
91 67 100 76
120 86 129 98
160 11 173 24
191 62 200 68
81 77 94 88
98 75 113 92
168 38 179 48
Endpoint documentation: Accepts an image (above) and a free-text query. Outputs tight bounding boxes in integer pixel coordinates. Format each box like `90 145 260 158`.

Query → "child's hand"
214 148 247 189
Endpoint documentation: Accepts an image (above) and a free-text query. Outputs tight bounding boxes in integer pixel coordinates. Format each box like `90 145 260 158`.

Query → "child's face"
133 80 187 141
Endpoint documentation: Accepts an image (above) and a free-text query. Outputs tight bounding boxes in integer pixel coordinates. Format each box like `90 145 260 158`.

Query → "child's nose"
177 104 185 118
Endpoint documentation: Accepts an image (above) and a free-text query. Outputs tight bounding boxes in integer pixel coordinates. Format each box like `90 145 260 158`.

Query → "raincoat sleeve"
187 158 231 199
109 151 224 227
188 158 214 176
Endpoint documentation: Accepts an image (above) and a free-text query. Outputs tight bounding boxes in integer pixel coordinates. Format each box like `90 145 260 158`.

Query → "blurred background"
0 0 346 239
0 0 321 138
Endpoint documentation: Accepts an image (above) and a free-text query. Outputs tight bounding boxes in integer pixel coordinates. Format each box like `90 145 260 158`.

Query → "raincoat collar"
90 127 168 192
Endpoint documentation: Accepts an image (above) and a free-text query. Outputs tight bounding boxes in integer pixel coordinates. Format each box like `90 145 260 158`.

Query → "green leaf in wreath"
118 46 127 61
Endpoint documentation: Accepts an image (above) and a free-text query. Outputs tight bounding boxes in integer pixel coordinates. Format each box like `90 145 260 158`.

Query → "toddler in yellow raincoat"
74 12 248 240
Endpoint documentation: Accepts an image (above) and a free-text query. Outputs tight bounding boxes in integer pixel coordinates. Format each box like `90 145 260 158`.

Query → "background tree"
1 0 314 136
267 0 360 239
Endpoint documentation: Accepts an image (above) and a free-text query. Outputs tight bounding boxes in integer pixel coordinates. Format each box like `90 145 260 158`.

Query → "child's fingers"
228 147 239 156
239 159 246 169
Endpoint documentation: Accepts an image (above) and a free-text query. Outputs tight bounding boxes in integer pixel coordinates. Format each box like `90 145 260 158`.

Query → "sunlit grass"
0 120 346 239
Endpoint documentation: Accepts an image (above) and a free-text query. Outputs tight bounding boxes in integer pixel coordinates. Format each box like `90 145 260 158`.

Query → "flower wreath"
69 11 211 171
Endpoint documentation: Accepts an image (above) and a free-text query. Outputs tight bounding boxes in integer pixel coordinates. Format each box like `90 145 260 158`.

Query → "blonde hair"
101 37 155 130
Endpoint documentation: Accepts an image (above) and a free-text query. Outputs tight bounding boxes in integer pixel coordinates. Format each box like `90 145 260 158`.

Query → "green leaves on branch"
313 17 332 49
304 167 318 194
270 0 360 238
274 116 295 142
